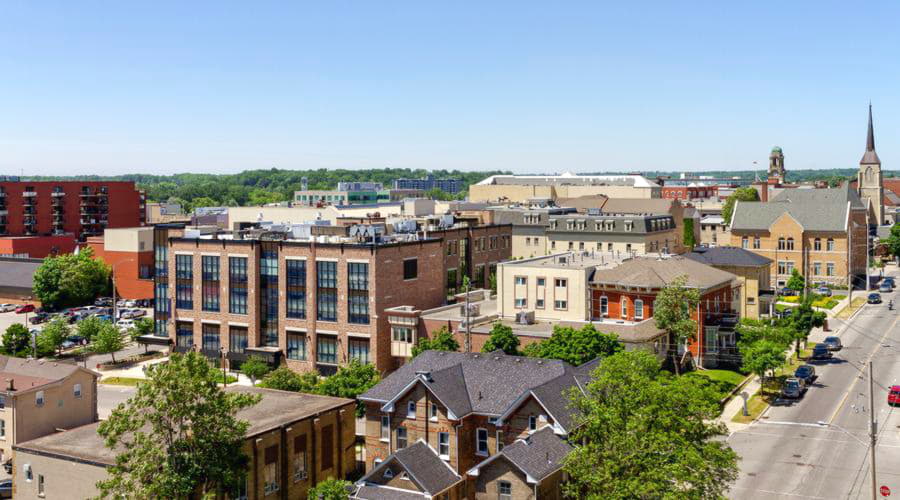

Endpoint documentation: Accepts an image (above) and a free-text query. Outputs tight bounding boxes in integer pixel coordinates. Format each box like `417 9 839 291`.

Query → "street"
729 279 900 499
97 384 137 419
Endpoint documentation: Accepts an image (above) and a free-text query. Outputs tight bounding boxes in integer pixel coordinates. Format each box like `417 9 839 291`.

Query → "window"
476 428 488 455
176 321 193 348
202 323 220 351
514 276 527 285
814 238 821 251
813 262 822 276
316 336 337 364
778 237 786 250
349 338 370 364
753 236 761 249
635 299 644 319
38 474 45 496
579 241 585 250
826 263 835 276
175 255 193 309
230 326 248 354
536 299 545 308
396 427 408 449
286 260 307 319
0 419 5 438
827 238 835 251
348 263 370 324
786 238 794 250
621 298 628 318
568 241 573 250
383 469 394 479
514 298 527 308
741 237 748 249
317 261 338 321
24 463 32 482
499 480 512 499
536 277 545 287
525 237 531 246
293 435 308 481
496 430 504 452
201 256 220 312
36 391 44 407
74 383 82 398
392 327 414 344
264 445 279 495
528 415 537 431
446 268 458 297
407 401 416 418
551 241 556 250
430 403 439 421
259 247 279 347
554 300 567 310
438 432 450 459
321 425 334 470
600 296 608 316
607 242 613 251
286 332 306 360
380 416 390 441
229 257 248 314
555 278 567 288
626 243 632 253
403 258 418 280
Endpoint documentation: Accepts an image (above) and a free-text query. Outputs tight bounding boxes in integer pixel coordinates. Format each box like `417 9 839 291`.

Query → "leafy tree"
481 322 520 355
786 269 805 292
883 224 900 261
33 247 110 309
2 323 31 357
653 275 701 374
187 196 217 211
734 318 794 347
738 339 785 386
790 298 826 354
77 315 106 342
425 188 455 201
682 218 696 249
127 317 154 343
564 350 738 498
96 352 260 499
411 326 460 357
488 271 497 294
240 356 271 386
317 360 381 417
92 323 125 364
522 323 622 366
721 186 759 226
259 366 319 393
308 478 352 499
38 317 70 356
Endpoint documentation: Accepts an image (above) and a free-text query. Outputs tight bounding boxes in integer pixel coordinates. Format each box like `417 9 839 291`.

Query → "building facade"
393 176 463 194
86 227 154 301
685 246 772 320
0 180 145 241
857 104 885 226
661 185 718 200
469 173 660 204
0 234 77 258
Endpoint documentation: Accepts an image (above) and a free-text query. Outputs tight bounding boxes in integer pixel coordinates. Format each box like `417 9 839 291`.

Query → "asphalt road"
97 384 137 419
729 280 900 499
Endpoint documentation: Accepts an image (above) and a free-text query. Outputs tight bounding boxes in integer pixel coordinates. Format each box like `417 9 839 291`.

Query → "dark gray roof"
731 187 863 232
227 386 354 437
0 257 41 290
685 246 771 268
470 427 572 482
862 103 881 165
352 485 425 500
547 214 675 235
392 441 462 494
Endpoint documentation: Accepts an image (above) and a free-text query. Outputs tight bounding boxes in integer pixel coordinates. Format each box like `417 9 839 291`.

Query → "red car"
14 304 35 314
889 385 900 407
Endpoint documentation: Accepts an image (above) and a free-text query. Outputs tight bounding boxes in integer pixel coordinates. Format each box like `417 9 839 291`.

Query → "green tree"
564 350 738 498
411 326 460 357
128 317 154 343
317 360 381 417
786 269 805 292
95 352 260 499
77 315 106 342
522 323 622 366
653 275 701 374
481 322 520 355
738 339 785 386
790 297 826 355
734 318 794 347
92 323 125 364
721 186 760 226
424 188 454 201
2 323 31 357
488 271 497 294
883 224 900 261
240 356 271 386
38 317 70 357
259 366 319 393
307 478 352 500
33 247 110 309
682 218 697 249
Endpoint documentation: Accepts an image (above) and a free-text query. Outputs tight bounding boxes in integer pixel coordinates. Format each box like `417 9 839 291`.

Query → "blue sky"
1 1 898 175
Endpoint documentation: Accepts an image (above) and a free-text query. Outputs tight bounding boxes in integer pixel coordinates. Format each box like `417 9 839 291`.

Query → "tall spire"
861 102 881 164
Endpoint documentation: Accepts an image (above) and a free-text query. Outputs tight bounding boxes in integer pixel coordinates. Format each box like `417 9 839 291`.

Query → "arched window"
814 238 821 251
786 237 794 250
600 296 608 317
621 297 629 319
741 237 748 249
778 237 786 250
826 238 835 251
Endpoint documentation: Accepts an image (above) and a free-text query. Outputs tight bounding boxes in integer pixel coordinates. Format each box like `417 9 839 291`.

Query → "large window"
286 260 307 319
446 268 458 297
438 432 450 459
316 261 337 322
229 326 248 354
176 321 193 348
316 335 337 364
260 247 279 347
228 257 248 315
175 255 193 309
476 428 488 455
403 258 417 280
348 337 370 364
287 332 306 360
814 238 821 251
348 262 369 324
293 435 308 481
600 296 608 316
396 427 408 450
201 323 220 352
635 299 644 319
826 238 835 251
201 256 220 312
753 236 761 249
498 480 512 500
264 446 279 495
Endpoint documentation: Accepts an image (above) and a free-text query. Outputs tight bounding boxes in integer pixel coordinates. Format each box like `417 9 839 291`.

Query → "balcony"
22 191 37 197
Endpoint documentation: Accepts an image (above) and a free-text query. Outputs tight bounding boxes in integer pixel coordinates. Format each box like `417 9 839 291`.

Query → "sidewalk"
719 376 761 434
98 355 255 386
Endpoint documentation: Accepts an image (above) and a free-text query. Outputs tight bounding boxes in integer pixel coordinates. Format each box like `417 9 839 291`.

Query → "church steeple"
861 103 881 165
858 103 884 225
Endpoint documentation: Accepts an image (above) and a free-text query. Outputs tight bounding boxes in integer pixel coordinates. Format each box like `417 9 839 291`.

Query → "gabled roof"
731 187 863 232
0 356 98 395
354 440 461 498
685 246 772 268
590 256 736 291
467 427 573 484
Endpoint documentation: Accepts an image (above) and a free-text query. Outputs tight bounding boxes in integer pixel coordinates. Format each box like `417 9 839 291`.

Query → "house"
685 246 773 320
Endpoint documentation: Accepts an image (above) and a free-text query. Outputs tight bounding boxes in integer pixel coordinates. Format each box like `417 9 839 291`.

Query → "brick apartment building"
144 221 511 375
0 179 145 242
661 185 718 200
86 227 154 301
355 350 582 499
13 386 355 500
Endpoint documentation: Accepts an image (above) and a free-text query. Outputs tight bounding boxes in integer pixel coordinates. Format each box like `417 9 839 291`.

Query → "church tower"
858 104 884 225
768 146 785 184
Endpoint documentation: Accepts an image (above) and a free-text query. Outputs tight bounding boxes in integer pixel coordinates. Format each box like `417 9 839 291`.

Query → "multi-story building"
13 386 355 500
143 220 511 375
355 350 584 499
0 234 77 258
85 227 155 302
393 175 463 194
730 187 868 288
685 246 772 320
0 180 145 241
544 212 681 256
699 215 729 247
470 173 660 203
661 184 718 200
0 356 99 466
145 201 186 224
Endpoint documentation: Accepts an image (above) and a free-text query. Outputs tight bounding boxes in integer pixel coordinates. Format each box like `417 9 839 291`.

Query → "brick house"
355 350 595 499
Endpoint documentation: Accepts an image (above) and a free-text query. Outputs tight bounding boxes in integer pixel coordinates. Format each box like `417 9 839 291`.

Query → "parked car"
0 478 11 499
0 304 16 313
884 277 896 288
116 319 135 330
95 314 113 323
29 312 49 325
15 304 35 314
816 286 832 297
889 385 900 407
867 292 882 304
794 364 817 385
879 282 893 293
120 309 146 319
811 344 833 360
116 299 129 307
95 297 113 306
782 377 807 399
778 287 799 297
822 336 843 351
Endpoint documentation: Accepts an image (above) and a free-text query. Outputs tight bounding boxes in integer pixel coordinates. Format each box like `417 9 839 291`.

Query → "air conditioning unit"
516 311 535 325
459 303 481 317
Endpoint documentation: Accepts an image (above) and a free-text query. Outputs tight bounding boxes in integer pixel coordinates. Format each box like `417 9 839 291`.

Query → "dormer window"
383 469 394 479
528 415 537 431
407 401 416 419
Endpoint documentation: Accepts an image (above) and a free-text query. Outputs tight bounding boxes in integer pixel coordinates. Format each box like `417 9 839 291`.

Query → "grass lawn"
214 373 238 384
731 393 769 424
836 297 867 319
100 376 144 386
832 294 847 301
730 347 811 423
696 369 747 387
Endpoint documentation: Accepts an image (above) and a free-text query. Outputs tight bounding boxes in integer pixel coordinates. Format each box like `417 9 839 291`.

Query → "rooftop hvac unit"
459 303 481 317
516 311 535 325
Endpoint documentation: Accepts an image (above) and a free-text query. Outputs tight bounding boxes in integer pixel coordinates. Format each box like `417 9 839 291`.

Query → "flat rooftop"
470 317 666 344
503 251 632 271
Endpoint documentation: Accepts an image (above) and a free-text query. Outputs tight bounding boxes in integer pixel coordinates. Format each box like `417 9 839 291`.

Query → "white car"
0 304 16 313
116 319 135 330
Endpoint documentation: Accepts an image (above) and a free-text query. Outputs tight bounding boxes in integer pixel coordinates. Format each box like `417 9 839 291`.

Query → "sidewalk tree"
411 326 459 357
77 315 106 342
317 360 380 417
2 324 31 357
653 275 701 374
738 339 785 387
522 323 622 366
92 323 125 364
38 317 70 356
564 350 738 498
721 186 759 226
96 352 260 499
308 478 352 499
790 298 826 355
481 322 520 355
240 356 270 386
259 366 319 393
130 317 153 339
883 223 900 261
33 247 110 310
786 269 805 292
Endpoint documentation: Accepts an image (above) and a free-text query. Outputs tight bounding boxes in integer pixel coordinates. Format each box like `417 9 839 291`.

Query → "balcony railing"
22 191 37 197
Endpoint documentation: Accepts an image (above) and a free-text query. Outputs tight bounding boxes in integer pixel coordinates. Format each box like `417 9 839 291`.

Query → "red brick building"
661 185 718 200
0 180 145 241
0 234 77 258
85 227 154 301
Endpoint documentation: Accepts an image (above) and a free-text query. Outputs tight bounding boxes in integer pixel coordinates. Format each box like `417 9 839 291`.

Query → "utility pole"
848 219 853 303
868 360 877 500
464 277 471 353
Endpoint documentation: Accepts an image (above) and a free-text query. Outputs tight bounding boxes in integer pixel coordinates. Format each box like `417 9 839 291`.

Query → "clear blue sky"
1 1 898 176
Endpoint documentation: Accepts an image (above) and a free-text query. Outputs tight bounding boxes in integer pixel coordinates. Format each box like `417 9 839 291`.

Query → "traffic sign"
881 485 891 497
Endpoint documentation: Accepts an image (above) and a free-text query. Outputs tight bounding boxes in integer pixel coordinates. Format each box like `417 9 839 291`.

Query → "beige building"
0 356 99 465
227 203 405 228
13 386 355 500
699 215 730 247
145 202 188 224
685 246 772 320
470 173 661 203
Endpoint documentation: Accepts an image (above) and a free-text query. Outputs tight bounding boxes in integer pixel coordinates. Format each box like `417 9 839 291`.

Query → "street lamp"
219 346 227 388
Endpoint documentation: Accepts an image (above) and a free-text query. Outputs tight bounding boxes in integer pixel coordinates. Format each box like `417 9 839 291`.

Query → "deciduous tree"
721 186 759 226
317 360 380 417
481 322 520 355
240 356 271 386
2 324 31 357
738 339 786 386
92 322 125 364
786 269 805 292
33 247 110 310
653 275 701 374
522 323 621 366
411 326 459 357
38 317 70 356
259 366 319 393
308 478 352 499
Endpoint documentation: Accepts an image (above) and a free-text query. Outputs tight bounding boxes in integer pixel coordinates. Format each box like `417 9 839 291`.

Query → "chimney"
6 379 14 392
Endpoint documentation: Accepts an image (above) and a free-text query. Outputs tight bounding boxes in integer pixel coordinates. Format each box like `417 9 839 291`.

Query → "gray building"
393 175 463 194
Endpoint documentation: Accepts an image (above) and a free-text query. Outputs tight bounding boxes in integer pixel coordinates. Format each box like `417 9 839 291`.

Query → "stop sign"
882 485 891 497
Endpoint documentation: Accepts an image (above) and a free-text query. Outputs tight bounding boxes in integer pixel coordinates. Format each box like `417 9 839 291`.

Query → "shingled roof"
685 246 772 268
467 427 573 483
590 256 736 291
730 187 864 232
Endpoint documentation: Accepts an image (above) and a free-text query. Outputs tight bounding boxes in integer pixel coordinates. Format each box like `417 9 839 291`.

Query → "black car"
795 364 817 384
868 292 882 304
0 478 10 499
779 287 799 297
822 336 842 351
29 312 49 324
884 277 896 288
811 344 833 360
